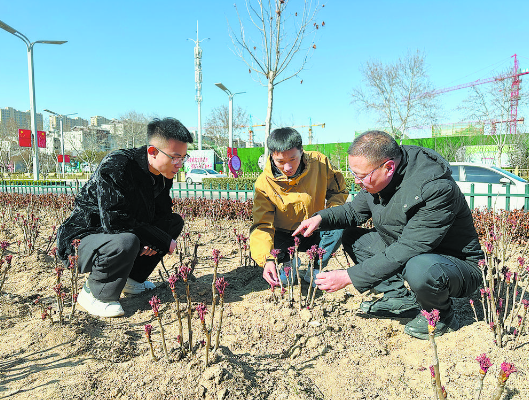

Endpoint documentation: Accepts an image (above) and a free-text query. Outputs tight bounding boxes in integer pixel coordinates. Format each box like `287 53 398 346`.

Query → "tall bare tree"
462 66 529 166
0 117 17 173
118 111 148 148
204 104 249 148
351 49 439 143
204 104 249 169
230 0 322 158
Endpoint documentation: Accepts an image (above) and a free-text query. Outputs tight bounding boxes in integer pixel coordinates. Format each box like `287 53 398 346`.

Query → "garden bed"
0 203 527 399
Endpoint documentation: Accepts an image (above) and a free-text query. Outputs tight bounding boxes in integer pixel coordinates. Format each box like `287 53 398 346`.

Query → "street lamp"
214 83 245 148
0 19 67 180
44 109 77 176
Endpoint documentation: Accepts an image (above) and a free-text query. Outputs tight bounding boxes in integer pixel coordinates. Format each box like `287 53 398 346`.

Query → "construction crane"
412 54 529 137
290 121 326 144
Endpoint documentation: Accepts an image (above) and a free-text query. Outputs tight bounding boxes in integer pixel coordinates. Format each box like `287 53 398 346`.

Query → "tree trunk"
264 76 275 160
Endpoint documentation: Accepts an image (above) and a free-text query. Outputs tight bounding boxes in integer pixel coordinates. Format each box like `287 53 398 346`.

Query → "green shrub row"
202 177 256 190
201 177 359 192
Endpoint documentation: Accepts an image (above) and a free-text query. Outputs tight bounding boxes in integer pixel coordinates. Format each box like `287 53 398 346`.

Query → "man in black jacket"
293 131 484 339
57 117 192 317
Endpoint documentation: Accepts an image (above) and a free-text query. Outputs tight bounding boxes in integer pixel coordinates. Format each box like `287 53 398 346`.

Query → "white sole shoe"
77 283 124 318
122 278 156 295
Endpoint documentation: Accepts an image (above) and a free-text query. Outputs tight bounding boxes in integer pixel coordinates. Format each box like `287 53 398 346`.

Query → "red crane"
413 54 529 136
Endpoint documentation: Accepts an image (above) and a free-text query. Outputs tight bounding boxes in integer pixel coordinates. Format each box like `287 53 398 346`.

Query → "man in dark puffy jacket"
57 117 192 318
293 130 484 339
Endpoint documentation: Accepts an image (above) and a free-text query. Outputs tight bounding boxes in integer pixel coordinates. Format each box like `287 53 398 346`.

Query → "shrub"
202 177 256 190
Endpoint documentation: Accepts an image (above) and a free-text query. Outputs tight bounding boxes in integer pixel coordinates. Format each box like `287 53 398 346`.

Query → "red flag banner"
18 129 31 147
37 131 46 148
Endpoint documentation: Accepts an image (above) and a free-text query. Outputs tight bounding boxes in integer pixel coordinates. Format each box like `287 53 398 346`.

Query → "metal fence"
171 182 255 201
0 180 79 195
2 180 529 211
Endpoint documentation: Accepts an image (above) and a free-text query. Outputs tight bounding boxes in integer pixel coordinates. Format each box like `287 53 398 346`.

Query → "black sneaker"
359 295 420 318
404 310 460 340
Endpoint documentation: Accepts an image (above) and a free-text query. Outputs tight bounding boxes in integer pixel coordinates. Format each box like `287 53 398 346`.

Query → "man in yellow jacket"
250 127 348 287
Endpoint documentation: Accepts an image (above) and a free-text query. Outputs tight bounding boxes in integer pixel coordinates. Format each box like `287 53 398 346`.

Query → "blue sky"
1 0 528 145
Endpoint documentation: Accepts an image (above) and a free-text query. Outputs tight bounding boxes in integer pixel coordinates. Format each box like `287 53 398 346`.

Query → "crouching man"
294 130 484 339
250 127 348 287
57 117 193 318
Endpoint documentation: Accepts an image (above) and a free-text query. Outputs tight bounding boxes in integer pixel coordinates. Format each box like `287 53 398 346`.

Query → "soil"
0 214 528 400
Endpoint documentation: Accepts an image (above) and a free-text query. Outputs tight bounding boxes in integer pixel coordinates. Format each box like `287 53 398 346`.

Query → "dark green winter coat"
316 145 484 293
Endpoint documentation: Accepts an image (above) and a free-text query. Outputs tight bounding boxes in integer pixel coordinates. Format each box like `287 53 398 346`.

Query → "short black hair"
147 117 193 144
348 130 401 163
267 127 302 153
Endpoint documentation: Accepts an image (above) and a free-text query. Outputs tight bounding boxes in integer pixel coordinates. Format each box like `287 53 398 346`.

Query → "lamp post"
0 19 67 180
214 83 245 149
44 109 77 176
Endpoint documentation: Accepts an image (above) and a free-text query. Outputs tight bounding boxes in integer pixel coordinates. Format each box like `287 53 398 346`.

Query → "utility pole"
188 22 209 150
0 19 67 180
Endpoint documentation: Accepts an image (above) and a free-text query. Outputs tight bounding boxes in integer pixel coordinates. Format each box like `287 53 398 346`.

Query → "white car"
449 162 528 210
185 168 226 184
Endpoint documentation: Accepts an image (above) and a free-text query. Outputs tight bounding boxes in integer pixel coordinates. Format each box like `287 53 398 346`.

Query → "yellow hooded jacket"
250 151 348 267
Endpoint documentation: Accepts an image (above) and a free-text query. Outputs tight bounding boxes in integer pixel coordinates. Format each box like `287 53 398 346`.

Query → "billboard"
185 150 215 172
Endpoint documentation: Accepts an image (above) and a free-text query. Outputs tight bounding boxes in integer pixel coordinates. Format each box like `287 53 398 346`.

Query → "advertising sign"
228 147 240 178
185 150 215 172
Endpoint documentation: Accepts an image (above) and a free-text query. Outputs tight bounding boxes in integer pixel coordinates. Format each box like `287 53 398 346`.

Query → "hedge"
202 176 359 192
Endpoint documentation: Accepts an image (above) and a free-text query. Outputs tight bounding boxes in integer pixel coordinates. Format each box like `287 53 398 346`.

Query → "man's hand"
292 215 322 238
140 246 158 256
314 270 352 293
263 260 280 287
168 239 177 255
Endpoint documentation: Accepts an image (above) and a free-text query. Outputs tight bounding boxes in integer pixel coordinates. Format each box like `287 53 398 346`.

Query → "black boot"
404 309 460 340
359 294 420 318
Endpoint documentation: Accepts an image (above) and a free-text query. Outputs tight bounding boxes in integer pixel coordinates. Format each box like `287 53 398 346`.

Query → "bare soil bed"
0 215 527 400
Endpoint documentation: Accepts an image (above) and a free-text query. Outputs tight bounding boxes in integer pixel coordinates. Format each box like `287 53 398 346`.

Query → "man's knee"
78 233 141 274
404 254 450 295
114 233 141 254
166 213 185 239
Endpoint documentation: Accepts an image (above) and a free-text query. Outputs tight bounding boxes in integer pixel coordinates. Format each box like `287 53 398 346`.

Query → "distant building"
0 106 43 132
91 115 111 127
101 121 124 149
49 115 89 132
64 126 112 155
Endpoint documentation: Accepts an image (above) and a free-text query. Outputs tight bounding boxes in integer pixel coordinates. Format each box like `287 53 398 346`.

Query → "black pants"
77 213 184 301
342 227 482 313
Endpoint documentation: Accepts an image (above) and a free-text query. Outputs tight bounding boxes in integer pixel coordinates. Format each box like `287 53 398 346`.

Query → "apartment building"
0 107 43 132
91 115 111 127
49 114 89 132
63 126 112 154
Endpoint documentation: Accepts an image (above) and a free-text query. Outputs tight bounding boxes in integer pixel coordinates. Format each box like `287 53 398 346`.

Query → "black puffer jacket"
57 146 175 262
317 145 484 293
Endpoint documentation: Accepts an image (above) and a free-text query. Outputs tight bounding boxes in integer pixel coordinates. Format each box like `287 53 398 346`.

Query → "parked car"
185 168 226 184
449 162 528 210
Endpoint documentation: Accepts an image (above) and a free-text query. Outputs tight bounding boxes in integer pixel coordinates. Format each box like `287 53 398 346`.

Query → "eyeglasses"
349 158 393 185
151 145 189 164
